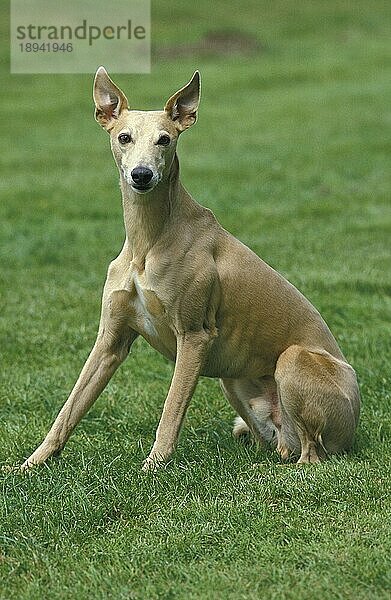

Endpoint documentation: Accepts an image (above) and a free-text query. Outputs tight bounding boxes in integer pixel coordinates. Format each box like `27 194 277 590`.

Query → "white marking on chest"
133 272 158 337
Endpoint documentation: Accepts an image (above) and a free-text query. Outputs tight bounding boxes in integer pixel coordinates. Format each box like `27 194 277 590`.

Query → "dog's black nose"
131 166 153 186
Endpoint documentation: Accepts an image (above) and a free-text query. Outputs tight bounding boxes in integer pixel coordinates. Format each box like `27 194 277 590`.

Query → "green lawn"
1 1 391 598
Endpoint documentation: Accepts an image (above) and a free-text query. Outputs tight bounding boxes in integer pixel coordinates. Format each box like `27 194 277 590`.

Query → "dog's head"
93 67 200 194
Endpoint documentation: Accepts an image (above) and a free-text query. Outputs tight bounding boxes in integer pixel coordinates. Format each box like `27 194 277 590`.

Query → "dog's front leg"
21 290 138 470
143 330 211 471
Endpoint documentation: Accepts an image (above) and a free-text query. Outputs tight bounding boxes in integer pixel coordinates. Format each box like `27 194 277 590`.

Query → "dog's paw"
19 460 35 472
1 464 16 474
142 457 158 473
233 416 250 438
142 454 165 473
1 462 33 474
277 441 292 461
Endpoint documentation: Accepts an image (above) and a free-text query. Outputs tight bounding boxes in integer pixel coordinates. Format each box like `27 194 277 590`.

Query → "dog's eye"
157 134 170 146
118 133 131 144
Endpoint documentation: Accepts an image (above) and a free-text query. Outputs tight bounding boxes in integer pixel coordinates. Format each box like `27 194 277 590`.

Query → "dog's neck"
120 153 182 264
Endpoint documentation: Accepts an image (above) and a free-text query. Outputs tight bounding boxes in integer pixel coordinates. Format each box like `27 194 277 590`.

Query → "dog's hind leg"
274 345 360 463
21 290 138 470
220 377 281 446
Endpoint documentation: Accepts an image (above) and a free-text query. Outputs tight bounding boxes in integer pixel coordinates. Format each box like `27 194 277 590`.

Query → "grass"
1 1 391 598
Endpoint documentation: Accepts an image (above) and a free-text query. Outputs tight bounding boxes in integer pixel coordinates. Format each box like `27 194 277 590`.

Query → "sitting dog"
21 69 360 471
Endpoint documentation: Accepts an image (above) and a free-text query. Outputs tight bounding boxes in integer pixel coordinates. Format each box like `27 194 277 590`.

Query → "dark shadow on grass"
155 29 262 60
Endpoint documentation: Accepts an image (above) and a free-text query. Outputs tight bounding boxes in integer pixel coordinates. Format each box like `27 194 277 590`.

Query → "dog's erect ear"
93 66 129 131
164 71 201 131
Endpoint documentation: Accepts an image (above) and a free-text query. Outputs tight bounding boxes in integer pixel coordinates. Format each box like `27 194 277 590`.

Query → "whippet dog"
21 68 360 471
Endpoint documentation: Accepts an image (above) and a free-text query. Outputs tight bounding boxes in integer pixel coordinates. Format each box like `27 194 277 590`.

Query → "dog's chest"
126 268 176 357
131 271 162 336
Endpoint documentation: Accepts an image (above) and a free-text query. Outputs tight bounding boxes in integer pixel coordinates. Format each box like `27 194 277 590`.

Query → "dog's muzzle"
131 166 154 191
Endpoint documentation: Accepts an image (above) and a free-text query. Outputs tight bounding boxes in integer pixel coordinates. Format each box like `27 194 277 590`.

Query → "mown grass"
1 1 391 598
